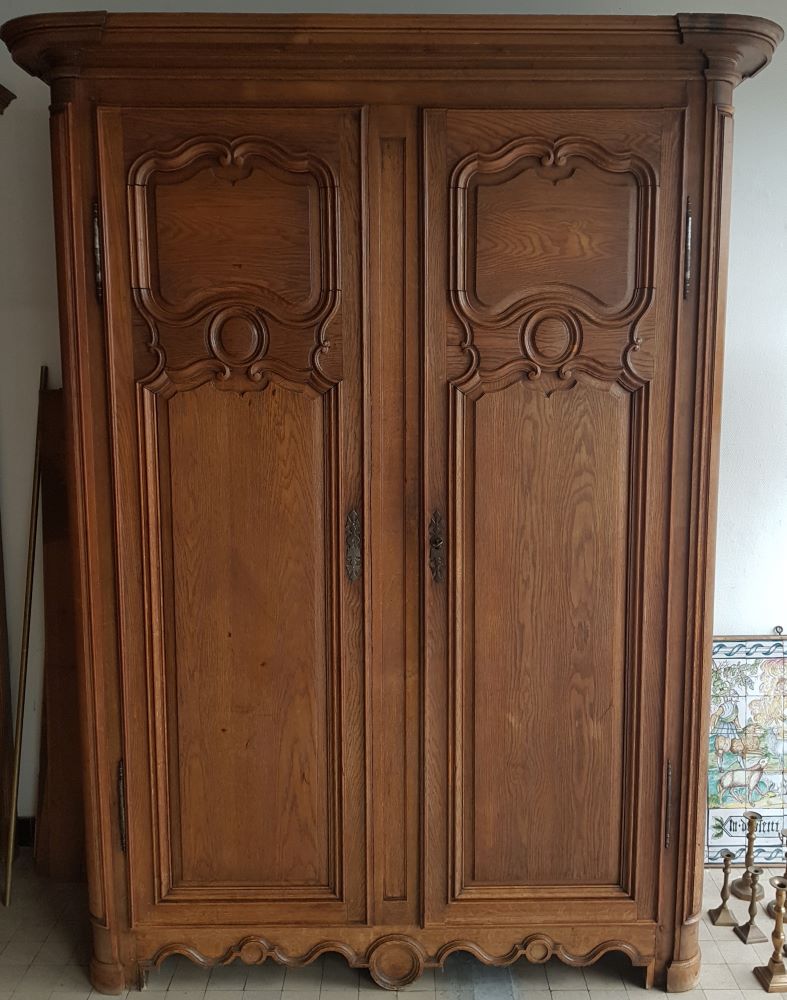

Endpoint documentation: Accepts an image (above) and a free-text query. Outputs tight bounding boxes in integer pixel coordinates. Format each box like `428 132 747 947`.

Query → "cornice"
0 12 782 85
677 13 784 85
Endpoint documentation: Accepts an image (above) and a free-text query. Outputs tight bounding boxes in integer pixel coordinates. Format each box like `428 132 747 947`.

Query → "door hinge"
117 759 127 854
664 759 673 849
682 197 693 299
92 200 104 304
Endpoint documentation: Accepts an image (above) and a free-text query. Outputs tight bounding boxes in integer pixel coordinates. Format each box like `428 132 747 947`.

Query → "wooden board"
34 388 84 881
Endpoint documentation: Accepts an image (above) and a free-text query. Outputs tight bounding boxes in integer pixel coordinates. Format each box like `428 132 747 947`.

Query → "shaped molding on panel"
450 135 657 395
128 135 341 396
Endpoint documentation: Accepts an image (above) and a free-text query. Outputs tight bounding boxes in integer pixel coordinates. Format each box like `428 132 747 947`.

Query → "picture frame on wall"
707 633 787 864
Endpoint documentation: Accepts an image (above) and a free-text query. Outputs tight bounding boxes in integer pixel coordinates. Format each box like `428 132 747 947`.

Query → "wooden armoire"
2 11 781 994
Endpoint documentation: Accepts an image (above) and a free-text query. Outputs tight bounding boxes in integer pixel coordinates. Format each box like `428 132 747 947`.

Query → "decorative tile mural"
706 635 787 864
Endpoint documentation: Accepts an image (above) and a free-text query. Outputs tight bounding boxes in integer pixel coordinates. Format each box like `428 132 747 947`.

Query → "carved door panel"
96 106 366 926
423 109 683 926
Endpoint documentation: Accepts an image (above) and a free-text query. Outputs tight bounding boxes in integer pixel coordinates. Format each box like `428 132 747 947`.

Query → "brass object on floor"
767 830 787 920
736 867 768 943
755 877 787 991
733 811 765 901
709 848 737 926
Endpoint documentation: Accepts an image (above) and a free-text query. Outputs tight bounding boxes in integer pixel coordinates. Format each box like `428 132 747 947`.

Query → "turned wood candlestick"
732 810 764 900
755 876 787 991
708 848 737 926
735 867 767 943
767 830 787 920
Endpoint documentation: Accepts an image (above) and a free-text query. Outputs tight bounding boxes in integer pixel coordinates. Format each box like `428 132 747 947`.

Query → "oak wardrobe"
2 11 781 995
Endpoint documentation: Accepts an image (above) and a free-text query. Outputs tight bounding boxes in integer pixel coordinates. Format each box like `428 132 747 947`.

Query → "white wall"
0 0 785 815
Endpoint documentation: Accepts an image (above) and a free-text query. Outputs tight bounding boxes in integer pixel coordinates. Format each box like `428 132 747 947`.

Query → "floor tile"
724 965 760 991
510 963 549 993
581 966 625 991
319 956 359 993
708 939 759 966
435 956 475 993
471 965 513 1000
0 943 41 966
169 967 213 990
544 964 587 992
0 970 26 992
10 925 55 945
398 969 434 993
699 966 737 991
17 965 66 992
283 966 323 991
244 966 285 990
53 968 92 992
698 943 727 966
207 968 248 991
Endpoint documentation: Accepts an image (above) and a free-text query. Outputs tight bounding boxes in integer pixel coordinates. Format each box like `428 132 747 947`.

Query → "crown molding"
0 12 781 85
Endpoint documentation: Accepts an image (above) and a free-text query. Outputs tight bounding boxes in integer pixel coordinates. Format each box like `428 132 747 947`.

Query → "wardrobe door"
96 106 367 927
423 108 682 927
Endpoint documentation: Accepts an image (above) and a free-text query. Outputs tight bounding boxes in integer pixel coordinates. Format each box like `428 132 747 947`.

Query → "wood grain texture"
153 164 317 308
163 382 333 888
467 382 629 887
1 10 781 995
367 107 421 926
473 158 636 310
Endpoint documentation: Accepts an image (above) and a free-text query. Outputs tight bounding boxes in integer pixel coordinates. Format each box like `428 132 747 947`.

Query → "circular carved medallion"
368 937 424 991
523 937 553 964
522 310 581 368
208 307 266 366
238 940 267 964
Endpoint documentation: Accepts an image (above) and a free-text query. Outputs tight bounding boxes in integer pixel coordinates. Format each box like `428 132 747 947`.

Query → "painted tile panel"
707 636 787 864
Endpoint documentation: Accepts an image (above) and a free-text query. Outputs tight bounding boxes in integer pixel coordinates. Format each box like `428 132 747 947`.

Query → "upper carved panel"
450 136 657 395
128 135 340 396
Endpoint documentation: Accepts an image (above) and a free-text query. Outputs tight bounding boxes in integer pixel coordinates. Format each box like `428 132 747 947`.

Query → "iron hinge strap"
683 197 693 299
665 759 673 849
92 200 104 304
117 759 127 854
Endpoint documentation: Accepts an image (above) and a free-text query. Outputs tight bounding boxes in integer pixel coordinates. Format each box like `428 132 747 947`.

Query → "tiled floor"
0 855 781 1000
